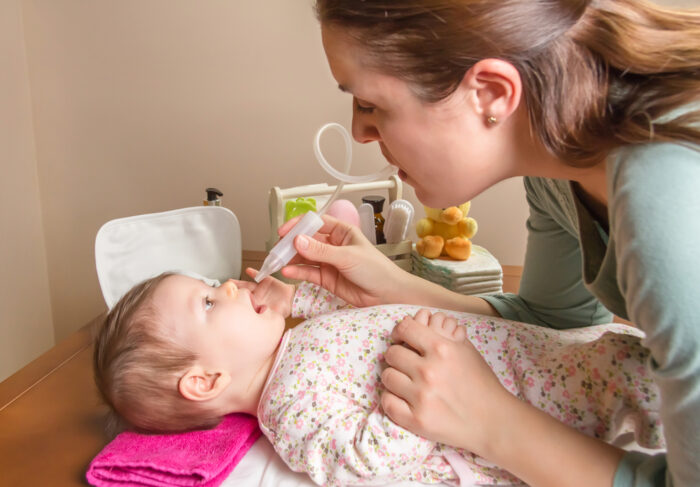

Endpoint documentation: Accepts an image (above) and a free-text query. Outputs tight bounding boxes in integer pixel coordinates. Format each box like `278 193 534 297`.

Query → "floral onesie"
257 283 664 487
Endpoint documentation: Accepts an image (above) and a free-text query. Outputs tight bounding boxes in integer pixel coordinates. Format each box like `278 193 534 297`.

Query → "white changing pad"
95 206 241 309
226 435 651 487
224 436 450 487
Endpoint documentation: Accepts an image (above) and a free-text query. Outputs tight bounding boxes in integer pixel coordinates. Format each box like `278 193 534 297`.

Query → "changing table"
0 252 521 486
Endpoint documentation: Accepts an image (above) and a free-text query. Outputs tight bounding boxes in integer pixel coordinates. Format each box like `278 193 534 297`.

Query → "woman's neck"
511 108 609 218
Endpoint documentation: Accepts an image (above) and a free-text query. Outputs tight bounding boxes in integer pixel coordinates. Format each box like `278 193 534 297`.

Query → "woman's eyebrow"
338 83 375 106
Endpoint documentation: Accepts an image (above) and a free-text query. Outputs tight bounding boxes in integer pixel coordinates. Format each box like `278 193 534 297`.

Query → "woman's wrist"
401 272 500 316
482 393 625 487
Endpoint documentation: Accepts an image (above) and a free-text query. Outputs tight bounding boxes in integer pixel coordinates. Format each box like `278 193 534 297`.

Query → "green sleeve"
482 177 612 329
614 451 669 487
610 143 700 487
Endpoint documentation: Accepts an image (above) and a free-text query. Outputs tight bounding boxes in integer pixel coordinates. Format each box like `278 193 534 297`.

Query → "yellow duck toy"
415 202 478 260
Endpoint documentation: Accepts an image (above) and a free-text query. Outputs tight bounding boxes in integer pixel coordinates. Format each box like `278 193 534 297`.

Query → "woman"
278 1 700 486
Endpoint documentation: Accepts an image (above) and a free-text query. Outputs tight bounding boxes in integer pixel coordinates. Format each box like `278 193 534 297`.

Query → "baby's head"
93 273 285 433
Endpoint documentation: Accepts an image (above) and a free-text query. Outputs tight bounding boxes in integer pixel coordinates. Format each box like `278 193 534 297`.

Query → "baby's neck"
223 339 283 417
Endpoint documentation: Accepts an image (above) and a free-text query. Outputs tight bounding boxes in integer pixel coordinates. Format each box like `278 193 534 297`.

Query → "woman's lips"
379 143 405 180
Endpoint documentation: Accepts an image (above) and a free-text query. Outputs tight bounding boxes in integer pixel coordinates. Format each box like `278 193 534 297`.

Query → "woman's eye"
204 296 214 311
354 98 375 114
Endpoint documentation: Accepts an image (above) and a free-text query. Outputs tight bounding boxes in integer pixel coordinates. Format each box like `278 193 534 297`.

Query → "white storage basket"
266 175 412 272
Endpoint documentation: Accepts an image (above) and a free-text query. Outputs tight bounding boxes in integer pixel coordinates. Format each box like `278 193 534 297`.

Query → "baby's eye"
204 296 214 311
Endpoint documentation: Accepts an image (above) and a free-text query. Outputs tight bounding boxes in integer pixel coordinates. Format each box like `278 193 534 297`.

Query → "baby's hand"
411 309 466 342
232 268 295 318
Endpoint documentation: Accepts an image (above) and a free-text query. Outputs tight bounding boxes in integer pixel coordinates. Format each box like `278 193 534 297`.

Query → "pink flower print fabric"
258 283 663 486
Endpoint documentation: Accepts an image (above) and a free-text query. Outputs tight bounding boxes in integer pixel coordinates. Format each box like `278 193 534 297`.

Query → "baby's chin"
269 312 287 335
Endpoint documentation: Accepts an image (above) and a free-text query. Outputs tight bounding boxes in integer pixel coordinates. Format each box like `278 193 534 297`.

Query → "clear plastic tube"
313 123 396 185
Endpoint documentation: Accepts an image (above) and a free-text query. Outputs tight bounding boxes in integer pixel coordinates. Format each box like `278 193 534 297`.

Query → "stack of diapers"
86 414 260 487
411 244 503 295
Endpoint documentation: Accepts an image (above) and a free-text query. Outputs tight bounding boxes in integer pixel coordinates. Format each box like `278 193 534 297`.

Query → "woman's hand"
278 214 415 307
380 312 510 457
232 268 295 318
412 308 467 342
384 311 627 486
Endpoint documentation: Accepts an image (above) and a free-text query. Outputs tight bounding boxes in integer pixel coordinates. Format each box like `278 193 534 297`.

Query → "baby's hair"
93 272 223 434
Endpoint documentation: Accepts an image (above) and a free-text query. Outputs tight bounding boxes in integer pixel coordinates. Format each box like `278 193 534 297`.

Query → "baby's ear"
178 365 231 402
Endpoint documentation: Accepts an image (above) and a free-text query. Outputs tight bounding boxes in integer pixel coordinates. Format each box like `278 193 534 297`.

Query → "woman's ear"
178 365 232 402
461 58 522 126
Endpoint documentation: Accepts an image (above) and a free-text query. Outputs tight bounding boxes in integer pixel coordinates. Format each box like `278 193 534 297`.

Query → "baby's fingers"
244 267 260 280
232 274 258 291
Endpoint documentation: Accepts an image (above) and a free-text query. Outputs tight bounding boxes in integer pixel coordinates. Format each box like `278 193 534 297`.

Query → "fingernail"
296 235 309 250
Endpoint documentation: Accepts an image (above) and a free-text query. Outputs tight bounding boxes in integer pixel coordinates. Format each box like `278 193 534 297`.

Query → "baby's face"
151 274 286 378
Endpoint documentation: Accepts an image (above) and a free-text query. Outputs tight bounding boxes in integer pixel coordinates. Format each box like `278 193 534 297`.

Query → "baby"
94 272 664 486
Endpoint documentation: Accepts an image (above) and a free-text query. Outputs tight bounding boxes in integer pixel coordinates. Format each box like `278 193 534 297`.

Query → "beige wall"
19 0 529 346
2 0 692 380
0 0 54 381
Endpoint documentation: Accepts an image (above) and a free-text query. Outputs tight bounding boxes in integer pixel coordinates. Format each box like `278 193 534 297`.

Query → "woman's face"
321 25 512 207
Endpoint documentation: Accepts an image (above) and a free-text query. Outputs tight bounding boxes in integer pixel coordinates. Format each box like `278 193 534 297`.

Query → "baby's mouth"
250 294 264 314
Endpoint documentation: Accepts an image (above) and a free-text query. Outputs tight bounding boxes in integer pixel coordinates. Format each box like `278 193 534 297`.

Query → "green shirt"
483 142 700 487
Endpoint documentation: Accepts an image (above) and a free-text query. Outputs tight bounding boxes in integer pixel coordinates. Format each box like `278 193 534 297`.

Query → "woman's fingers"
277 216 302 237
391 317 438 356
380 388 414 428
383 337 447 401
380 364 418 426
452 324 467 342
322 214 364 247
280 263 322 286
380 366 414 400
291 233 363 276
427 312 446 330
412 309 432 326
278 214 359 247
384 342 423 377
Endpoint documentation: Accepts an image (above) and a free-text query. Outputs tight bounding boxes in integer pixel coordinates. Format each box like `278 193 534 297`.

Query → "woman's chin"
415 189 466 208
414 188 445 207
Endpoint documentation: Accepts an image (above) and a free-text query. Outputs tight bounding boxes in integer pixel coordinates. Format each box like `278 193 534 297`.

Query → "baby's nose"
221 280 238 298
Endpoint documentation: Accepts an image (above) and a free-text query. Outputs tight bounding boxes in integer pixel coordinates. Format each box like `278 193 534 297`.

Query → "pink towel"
86 413 260 487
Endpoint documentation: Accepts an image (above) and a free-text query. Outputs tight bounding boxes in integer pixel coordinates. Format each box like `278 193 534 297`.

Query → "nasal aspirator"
254 210 324 281
254 123 396 282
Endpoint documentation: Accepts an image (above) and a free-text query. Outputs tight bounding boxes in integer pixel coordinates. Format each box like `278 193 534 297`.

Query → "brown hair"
316 0 700 166
93 273 222 434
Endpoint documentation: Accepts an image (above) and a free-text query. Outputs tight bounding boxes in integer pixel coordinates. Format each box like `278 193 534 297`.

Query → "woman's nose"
352 112 381 144
221 280 238 298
